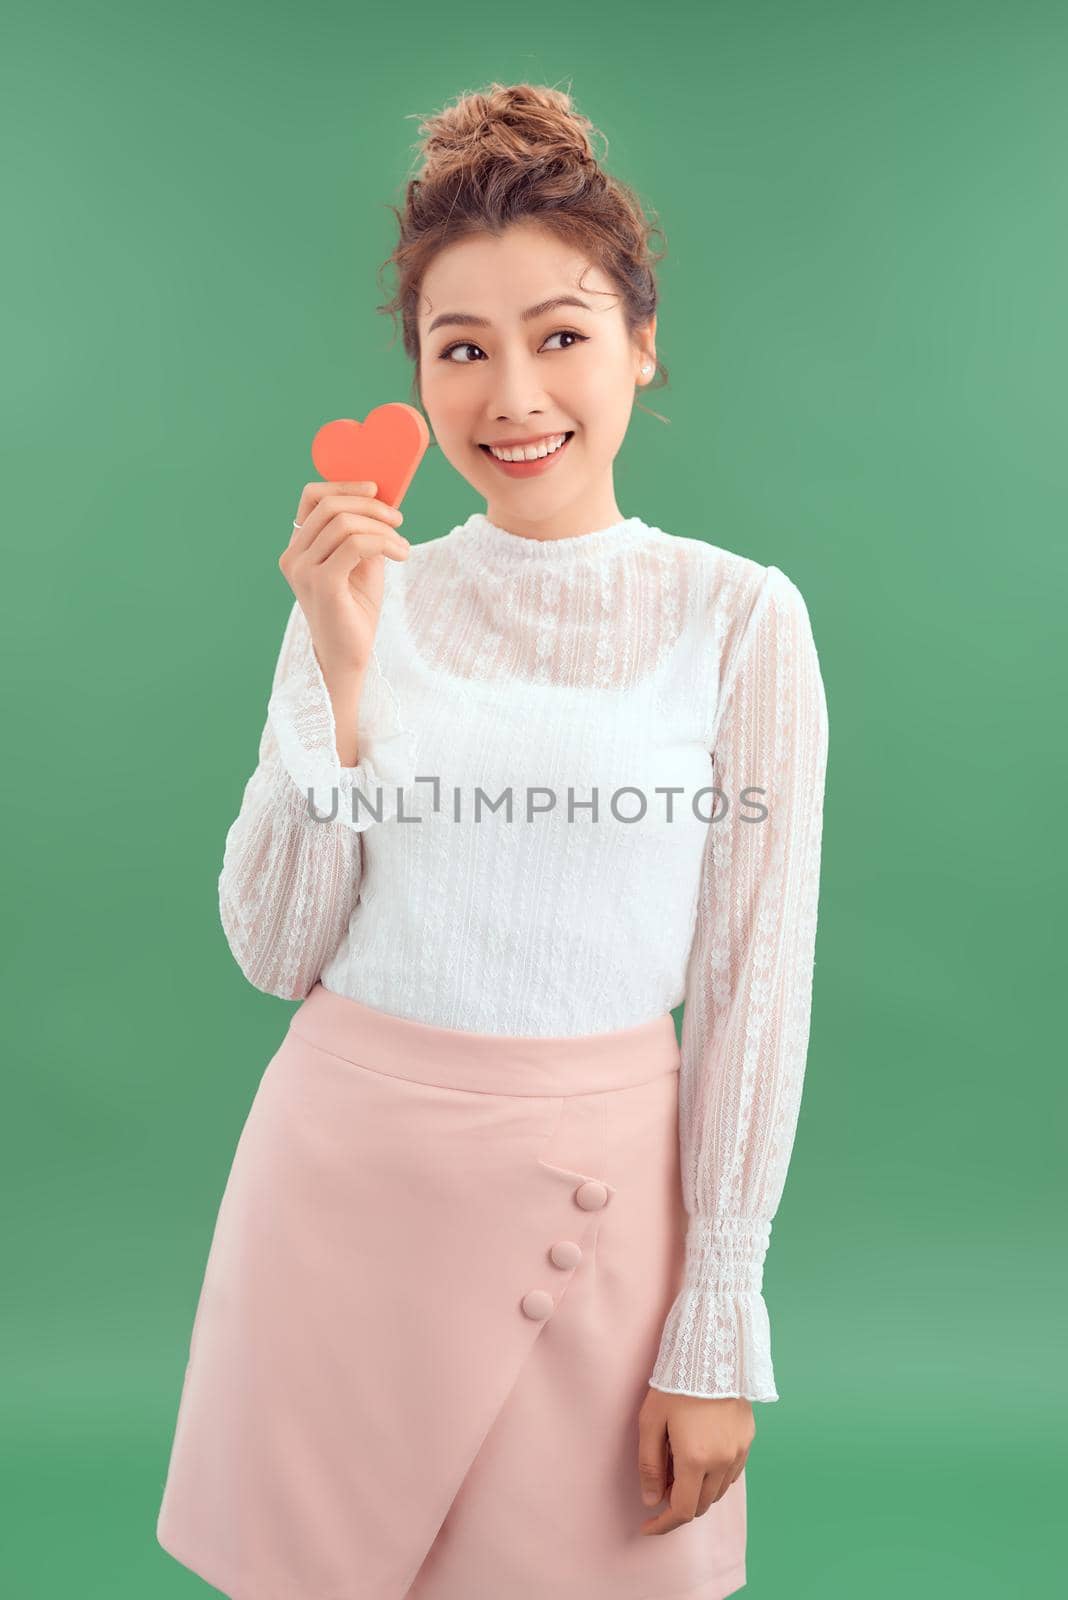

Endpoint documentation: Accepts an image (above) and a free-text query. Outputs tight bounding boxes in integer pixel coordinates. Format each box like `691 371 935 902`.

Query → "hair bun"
416 81 600 185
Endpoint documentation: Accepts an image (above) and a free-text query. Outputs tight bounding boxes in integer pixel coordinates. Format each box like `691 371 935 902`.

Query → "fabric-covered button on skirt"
156 982 747 1599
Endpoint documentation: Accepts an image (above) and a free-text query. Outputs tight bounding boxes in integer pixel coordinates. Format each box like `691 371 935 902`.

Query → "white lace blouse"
218 510 830 1401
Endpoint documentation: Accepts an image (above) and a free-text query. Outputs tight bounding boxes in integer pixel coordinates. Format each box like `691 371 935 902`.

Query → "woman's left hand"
637 1388 755 1535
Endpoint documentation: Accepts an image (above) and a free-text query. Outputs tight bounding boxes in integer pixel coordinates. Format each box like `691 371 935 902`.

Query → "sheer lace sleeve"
217 598 418 1001
649 564 830 1400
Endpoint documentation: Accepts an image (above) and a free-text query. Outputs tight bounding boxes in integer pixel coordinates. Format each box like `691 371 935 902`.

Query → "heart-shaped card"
311 403 430 507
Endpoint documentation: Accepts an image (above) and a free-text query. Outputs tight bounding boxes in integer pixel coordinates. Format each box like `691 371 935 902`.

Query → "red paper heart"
311 403 430 508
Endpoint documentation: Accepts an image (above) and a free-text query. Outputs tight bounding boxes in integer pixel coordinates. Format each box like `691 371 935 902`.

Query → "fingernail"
643 1489 658 1504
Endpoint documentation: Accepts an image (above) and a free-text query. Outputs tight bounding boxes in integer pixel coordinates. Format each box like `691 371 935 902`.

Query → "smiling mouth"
478 430 575 459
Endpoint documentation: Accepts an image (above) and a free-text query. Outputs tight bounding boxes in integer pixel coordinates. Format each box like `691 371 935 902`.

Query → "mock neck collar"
455 511 661 562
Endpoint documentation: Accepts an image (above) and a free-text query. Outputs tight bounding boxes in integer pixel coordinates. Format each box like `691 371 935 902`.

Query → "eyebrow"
426 294 595 335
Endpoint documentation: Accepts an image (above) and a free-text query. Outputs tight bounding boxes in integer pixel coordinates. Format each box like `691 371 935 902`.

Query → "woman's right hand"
279 480 410 680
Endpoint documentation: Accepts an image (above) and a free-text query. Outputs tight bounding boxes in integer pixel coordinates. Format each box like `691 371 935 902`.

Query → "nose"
484 352 552 429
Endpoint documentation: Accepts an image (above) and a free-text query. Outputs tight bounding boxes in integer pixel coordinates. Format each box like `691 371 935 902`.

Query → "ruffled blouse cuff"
647 1216 780 1401
268 642 419 834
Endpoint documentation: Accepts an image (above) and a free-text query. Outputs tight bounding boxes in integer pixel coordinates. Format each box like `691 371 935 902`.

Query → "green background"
4 0 1063 1594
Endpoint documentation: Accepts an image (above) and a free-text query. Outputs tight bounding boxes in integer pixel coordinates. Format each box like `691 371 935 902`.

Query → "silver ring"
293 518 303 529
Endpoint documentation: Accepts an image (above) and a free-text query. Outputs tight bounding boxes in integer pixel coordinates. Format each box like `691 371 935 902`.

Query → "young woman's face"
417 221 656 540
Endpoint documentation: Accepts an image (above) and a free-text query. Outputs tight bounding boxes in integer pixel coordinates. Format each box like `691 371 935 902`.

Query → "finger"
695 1468 727 1516
669 1464 703 1524
693 1472 716 1510
290 491 404 559
641 1465 702 1536
311 509 408 563
322 527 409 584
304 511 409 569
294 479 377 533
290 485 403 556
637 1418 668 1510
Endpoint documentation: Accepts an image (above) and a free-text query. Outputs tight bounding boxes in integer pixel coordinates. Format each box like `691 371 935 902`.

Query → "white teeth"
488 432 568 462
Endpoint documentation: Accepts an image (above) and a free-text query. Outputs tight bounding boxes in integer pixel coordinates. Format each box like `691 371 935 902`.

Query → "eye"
543 329 588 353
438 329 590 363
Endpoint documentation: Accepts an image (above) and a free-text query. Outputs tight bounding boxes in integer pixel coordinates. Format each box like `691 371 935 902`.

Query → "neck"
482 485 625 543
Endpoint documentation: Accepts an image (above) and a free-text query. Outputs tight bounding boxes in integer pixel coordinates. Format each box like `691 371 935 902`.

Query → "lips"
478 430 575 478
478 430 574 458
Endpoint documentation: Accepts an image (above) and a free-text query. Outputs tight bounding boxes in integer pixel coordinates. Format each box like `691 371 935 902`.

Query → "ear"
639 313 657 372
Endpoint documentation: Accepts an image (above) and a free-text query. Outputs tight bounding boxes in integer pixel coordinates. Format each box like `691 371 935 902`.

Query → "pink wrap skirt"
156 982 747 1599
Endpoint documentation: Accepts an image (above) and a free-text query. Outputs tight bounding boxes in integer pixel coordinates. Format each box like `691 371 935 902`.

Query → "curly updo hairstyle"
376 81 670 441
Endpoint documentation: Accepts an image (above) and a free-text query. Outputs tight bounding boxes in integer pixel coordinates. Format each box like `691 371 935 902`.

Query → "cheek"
421 384 472 440
588 381 632 428
573 374 619 419
425 372 475 415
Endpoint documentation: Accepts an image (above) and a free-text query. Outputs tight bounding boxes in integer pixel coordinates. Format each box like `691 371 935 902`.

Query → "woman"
156 80 829 1600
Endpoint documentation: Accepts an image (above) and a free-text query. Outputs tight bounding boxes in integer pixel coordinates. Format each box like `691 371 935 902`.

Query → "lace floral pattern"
648 567 829 1399
215 519 829 1398
217 599 419 1000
